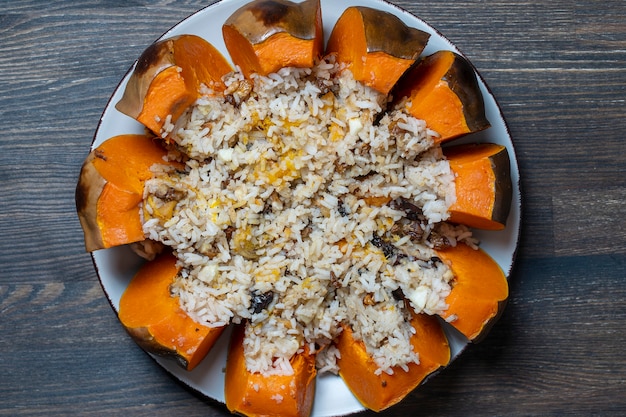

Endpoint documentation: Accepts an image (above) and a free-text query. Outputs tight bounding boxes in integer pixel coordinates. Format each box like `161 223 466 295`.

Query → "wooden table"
1 0 625 415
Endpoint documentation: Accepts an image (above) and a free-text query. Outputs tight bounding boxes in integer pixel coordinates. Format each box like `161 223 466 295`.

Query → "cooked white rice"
141 57 475 376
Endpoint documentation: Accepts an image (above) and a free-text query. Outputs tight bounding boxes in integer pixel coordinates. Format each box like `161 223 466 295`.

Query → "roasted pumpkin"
115 34 232 135
75 134 181 252
79 3 515 415
445 143 512 230
118 252 225 370
436 243 509 341
225 323 316 417
326 6 430 95
336 312 450 412
222 0 323 78
394 50 490 143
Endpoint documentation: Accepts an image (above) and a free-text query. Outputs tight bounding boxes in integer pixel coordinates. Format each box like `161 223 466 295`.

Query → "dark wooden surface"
1 0 625 415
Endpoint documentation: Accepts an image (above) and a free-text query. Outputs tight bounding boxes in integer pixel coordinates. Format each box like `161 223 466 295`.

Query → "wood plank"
553 187 626 256
2 0 626 416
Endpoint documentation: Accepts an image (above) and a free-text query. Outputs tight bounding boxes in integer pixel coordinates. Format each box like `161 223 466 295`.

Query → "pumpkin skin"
394 50 491 143
115 34 232 135
222 0 323 78
336 312 449 412
75 134 181 252
326 6 430 95
445 143 513 230
118 252 225 371
224 323 317 417
436 243 509 341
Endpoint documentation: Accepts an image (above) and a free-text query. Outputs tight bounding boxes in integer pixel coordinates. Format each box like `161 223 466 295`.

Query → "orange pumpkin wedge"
222 0 323 78
436 243 509 341
118 252 225 371
225 323 317 417
394 50 490 143
445 143 512 230
326 6 430 95
116 34 232 135
75 134 182 252
336 312 450 412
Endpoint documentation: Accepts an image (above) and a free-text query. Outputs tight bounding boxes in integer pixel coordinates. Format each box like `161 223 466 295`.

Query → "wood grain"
1 0 625 416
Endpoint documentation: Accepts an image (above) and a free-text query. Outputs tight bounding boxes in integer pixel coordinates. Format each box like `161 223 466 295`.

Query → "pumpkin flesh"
436 243 509 341
75 134 181 252
115 35 232 135
135 66 194 135
395 50 490 142
326 6 430 95
222 0 323 78
225 323 317 417
445 143 513 230
118 252 225 371
336 312 450 412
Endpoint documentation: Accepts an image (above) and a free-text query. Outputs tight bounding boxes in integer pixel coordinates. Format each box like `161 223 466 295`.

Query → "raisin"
250 290 274 314
371 233 397 259
429 231 451 250
390 198 425 222
391 220 424 242
392 288 405 301
338 200 348 217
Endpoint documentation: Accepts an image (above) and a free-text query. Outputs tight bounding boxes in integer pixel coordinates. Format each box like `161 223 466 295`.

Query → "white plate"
90 0 521 415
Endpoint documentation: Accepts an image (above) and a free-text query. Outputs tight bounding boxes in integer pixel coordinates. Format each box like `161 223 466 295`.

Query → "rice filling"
141 58 475 376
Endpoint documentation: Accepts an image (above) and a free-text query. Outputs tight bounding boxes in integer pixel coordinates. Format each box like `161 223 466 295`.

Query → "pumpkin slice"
336 312 450 412
394 50 490 143
222 0 323 78
115 34 232 135
118 252 225 371
326 6 430 95
445 143 512 230
75 134 182 252
436 243 508 341
224 323 317 417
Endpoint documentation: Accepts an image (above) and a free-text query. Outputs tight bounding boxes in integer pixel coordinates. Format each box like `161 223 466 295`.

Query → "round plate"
90 0 521 415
